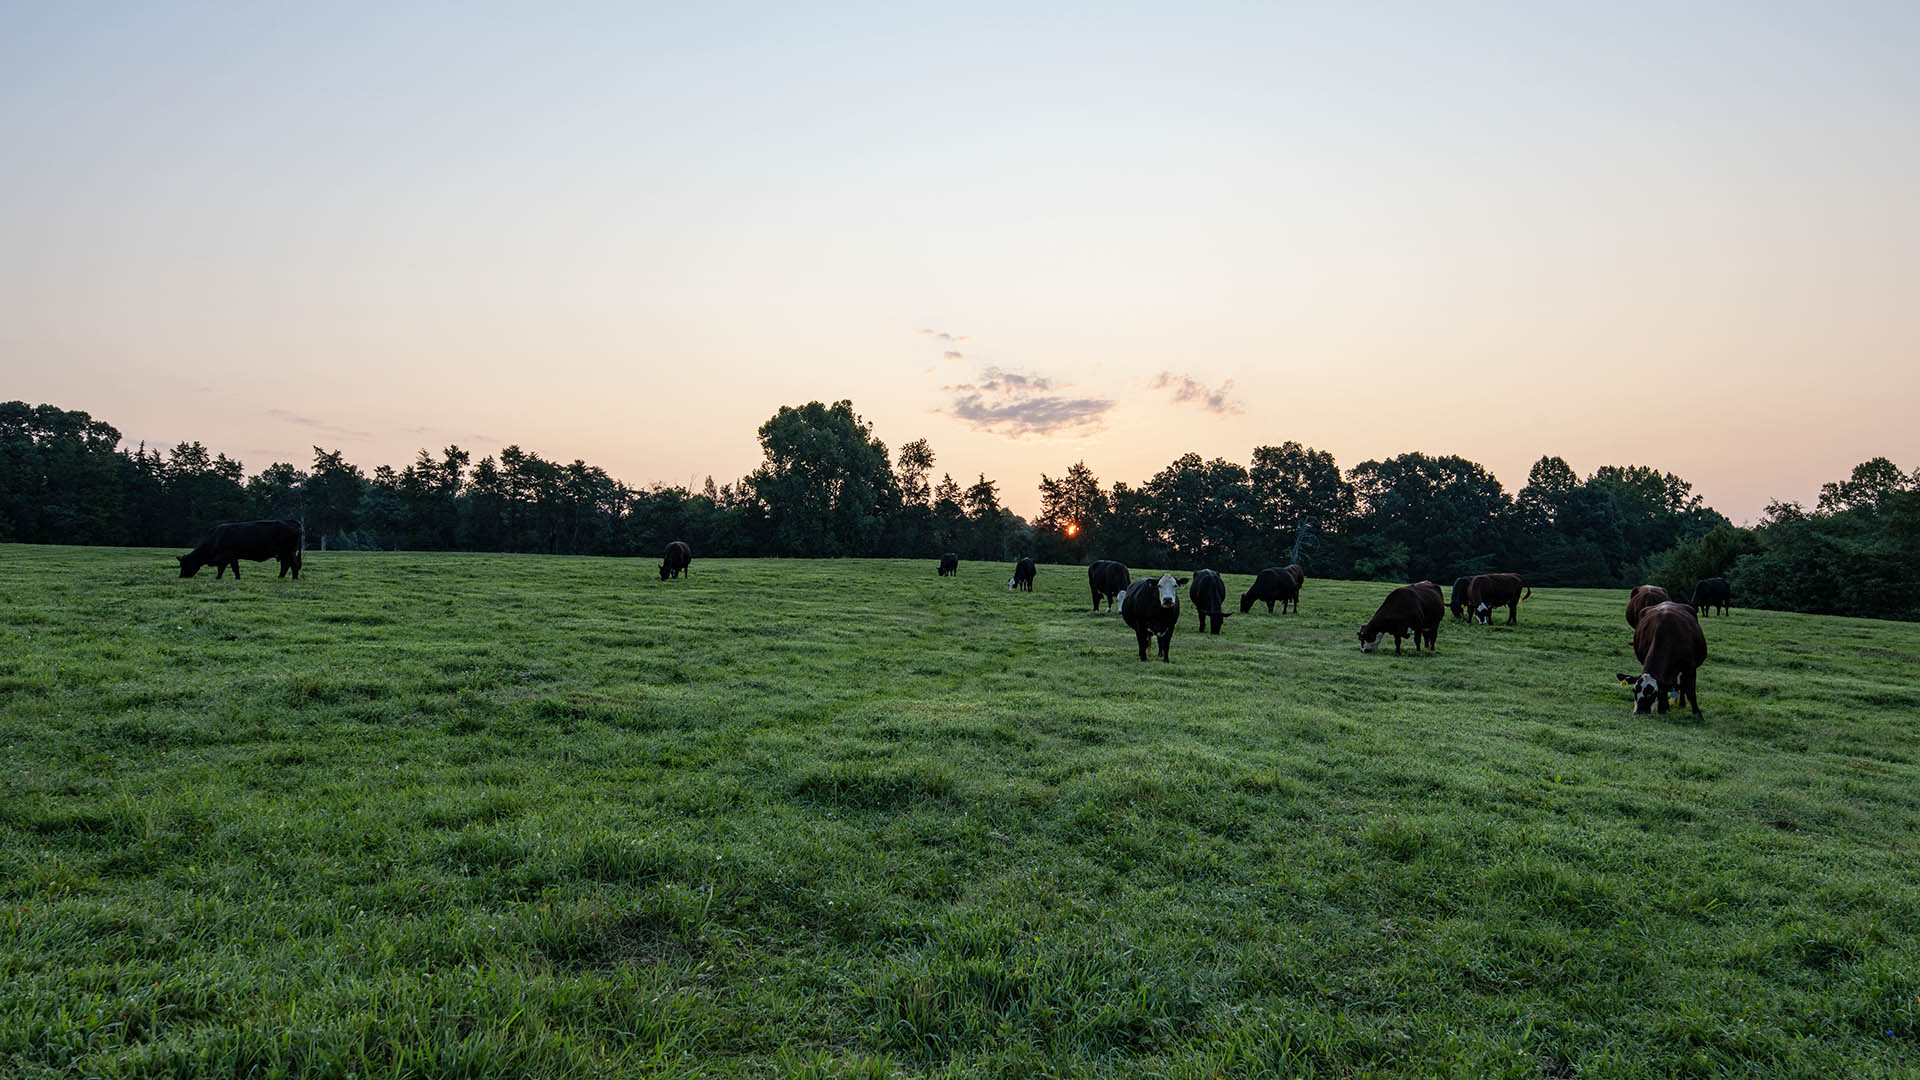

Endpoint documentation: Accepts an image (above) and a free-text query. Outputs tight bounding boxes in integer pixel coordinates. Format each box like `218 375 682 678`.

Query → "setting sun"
1065 523 1078 536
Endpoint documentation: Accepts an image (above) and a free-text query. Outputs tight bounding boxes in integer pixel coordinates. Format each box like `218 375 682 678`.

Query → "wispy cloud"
942 350 964 362
918 327 968 344
266 409 373 439
944 366 1112 437
1150 372 1243 414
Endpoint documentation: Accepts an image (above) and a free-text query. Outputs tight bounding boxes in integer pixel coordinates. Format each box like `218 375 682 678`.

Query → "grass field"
3 545 1918 1078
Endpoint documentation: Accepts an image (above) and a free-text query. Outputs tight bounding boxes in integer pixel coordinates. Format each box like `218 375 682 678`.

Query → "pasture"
2 545 1918 1078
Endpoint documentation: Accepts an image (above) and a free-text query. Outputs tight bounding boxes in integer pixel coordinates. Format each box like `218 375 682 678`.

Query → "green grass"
3 545 1918 1078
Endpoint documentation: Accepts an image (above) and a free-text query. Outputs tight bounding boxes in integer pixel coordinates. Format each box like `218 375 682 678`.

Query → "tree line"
3 399 1913 619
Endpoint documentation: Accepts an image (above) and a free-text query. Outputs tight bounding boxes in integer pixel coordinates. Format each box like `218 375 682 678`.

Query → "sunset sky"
5 2 1915 522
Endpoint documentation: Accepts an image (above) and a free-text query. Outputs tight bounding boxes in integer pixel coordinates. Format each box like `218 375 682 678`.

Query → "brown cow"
660 540 692 580
1467 573 1530 625
1358 580 1443 654
1625 584 1671 628
1617 602 1707 715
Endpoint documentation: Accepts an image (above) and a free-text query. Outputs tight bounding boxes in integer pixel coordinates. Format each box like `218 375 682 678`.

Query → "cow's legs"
1684 669 1701 715
1157 630 1172 662
1135 627 1152 661
1507 602 1518 625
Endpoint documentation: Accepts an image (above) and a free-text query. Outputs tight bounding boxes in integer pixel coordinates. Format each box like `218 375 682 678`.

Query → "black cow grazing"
938 553 959 577
178 519 303 579
1008 557 1036 592
1119 573 1188 661
1618 601 1708 715
1626 584 1671 628
1240 565 1302 614
1690 577 1731 617
1088 560 1130 611
1358 581 1443 654
660 540 692 580
1190 569 1230 635
1467 573 1531 625
1449 576 1473 620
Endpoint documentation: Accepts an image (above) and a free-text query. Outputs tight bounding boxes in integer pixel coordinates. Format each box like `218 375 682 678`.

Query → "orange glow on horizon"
1065 523 1078 536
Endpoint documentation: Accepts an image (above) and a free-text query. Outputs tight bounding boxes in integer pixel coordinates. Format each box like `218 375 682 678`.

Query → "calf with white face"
1616 601 1707 715
1118 573 1188 661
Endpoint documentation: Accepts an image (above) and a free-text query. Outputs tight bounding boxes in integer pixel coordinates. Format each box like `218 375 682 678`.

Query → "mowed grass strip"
2 544 1917 1078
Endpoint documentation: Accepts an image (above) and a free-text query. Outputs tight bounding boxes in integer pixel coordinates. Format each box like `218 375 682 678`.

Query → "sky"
4 1 1916 523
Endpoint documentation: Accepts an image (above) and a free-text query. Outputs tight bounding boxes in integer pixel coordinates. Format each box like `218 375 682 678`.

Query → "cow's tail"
1523 586 1532 602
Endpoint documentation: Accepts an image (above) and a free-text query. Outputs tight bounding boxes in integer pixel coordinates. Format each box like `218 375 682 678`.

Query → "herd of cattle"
174 520 1730 716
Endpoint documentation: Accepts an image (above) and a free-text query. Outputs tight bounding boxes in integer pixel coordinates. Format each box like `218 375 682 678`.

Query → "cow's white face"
1358 630 1380 653
1475 602 1491 624
1154 574 1183 609
1008 578 1017 591
1630 674 1663 714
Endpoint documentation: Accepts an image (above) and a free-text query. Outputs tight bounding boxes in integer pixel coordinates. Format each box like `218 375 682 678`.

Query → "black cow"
1088 560 1130 611
1449 576 1473 620
178 519 303 579
1190 569 1230 635
938 553 959 577
1358 581 1443 654
1240 566 1301 614
660 540 692 580
1618 602 1708 715
1467 573 1531 625
1008 557 1036 592
1690 577 1731 617
1119 573 1187 661
1626 584 1671 628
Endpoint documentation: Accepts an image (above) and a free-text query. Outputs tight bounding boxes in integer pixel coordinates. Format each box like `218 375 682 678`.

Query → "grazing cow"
1190 569 1230 635
1625 584 1671 628
1449 576 1474 620
178 519 303 579
1119 573 1188 661
1467 573 1531 625
1008 557 1036 592
1088 560 1130 611
938 552 959 577
1240 565 1302 614
660 540 692 580
1617 601 1708 715
1690 577 1731 617
1358 581 1443 654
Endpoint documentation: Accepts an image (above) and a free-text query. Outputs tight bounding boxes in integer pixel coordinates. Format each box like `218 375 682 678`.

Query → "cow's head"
1616 672 1666 714
177 554 201 578
1474 602 1491 624
1358 629 1382 652
658 562 672 581
1149 574 1187 609
1239 590 1256 614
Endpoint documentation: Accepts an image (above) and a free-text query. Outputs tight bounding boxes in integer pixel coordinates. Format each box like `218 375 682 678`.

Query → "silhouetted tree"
747 401 898 557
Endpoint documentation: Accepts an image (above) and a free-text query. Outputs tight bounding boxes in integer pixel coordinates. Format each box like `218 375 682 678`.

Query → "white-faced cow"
1358 580 1443 654
1088 560 1130 611
660 541 692 580
1119 573 1188 661
938 553 959 577
1190 569 1230 635
1625 584 1671 628
1690 577 1731 616
1008 557 1036 592
1467 573 1531 625
1617 601 1708 715
178 520 303 579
